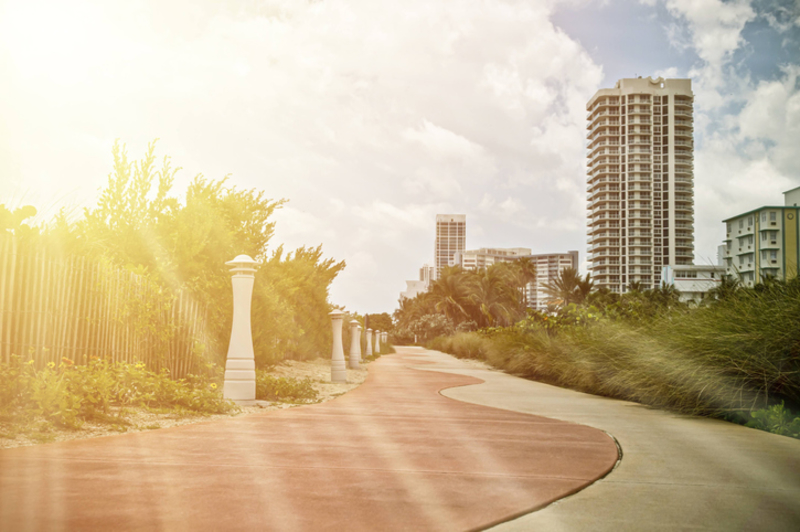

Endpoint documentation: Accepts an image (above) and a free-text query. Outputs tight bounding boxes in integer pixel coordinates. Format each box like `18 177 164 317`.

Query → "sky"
1 0 799 314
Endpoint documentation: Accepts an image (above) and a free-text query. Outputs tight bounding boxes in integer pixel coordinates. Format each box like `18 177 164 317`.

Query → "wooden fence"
0 236 209 378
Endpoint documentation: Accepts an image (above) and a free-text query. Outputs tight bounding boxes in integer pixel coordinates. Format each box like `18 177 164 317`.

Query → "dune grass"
429 280 800 430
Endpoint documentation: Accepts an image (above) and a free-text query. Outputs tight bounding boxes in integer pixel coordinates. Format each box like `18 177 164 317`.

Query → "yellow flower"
27 360 35 365
47 361 56 369
210 383 218 390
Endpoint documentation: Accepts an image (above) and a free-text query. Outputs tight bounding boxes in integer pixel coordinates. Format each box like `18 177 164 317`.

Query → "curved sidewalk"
0 349 617 531
415 347 800 531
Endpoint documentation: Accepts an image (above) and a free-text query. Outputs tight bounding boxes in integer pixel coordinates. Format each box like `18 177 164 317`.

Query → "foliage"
34 141 344 366
255 371 319 403
542 267 593 308
365 313 393 334
429 276 800 423
394 261 532 341
0 204 39 239
746 402 800 439
0 356 237 431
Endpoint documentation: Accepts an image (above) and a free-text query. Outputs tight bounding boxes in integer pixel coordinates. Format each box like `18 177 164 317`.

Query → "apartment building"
419 264 435 284
660 264 725 303
587 77 695 293
518 251 579 311
434 214 466 278
452 247 531 270
721 187 800 286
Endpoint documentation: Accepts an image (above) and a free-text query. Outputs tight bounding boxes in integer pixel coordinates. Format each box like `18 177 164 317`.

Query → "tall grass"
430 280 800 418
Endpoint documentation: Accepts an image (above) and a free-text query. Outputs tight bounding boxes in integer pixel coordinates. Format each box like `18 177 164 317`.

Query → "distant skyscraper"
434 214 466 278
587 77 695 292
419 264 435 283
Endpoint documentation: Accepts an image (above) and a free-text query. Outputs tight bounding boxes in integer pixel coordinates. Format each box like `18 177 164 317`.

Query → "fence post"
375 330 381 353
329 310 347 382
365 328 373 357
223 255 258 405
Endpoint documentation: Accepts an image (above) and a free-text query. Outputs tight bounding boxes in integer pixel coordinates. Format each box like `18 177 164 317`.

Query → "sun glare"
3 1 121 85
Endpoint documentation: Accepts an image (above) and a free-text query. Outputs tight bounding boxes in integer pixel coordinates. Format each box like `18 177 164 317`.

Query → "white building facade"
587 77 695 293
453 247 531 270
660 264 725 303
519 251 579 311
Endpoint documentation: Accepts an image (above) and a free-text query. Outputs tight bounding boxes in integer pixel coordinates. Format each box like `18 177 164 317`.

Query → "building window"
762 232 767 241
762 212 767 222
770 250 778 260
739 219 744 229
770 211 777 222
747 216 753 226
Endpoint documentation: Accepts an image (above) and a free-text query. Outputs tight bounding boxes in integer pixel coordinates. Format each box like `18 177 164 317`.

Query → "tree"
543 267 591 308
50 140 344 366
467 266 524 327
365 313 393 333
428 266 472 324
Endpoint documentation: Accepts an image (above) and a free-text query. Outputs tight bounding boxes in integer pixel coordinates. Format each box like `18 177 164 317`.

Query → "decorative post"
375 330 381 353
349 320 361 369
223 255 258 405
330 310 347 383
366 328 373 357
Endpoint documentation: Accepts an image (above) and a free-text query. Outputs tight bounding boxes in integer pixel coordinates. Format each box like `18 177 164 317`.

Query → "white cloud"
664 0 756 107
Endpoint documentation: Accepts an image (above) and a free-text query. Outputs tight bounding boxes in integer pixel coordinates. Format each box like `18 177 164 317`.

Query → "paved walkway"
0 349 618 531
416 348 800 531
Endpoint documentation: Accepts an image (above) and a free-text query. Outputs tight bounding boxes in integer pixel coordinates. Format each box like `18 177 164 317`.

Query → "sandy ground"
0 358 370 450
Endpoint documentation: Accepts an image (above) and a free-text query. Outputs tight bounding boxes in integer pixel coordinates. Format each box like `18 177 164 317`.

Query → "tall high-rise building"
586 77 695 292
434 214 466 278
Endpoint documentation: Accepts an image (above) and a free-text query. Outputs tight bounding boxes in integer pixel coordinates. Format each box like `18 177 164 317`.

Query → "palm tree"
576 273 594 304
428 266 471 324
467 267 523 327
542 267 584 308
707 275 741 301
627 281 646 293
512 257 537 308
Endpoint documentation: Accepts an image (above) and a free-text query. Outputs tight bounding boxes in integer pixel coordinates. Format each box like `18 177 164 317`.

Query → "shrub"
256 372 318 403
0 356 237 431
746 402 800 439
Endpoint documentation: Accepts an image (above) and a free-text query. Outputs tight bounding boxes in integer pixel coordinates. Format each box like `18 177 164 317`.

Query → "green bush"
746 402 800 439
0 356 237 431
256 372 318 403
429 278 800 420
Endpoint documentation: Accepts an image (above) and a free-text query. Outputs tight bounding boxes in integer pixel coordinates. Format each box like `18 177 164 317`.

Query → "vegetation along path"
417 348 800 531
0 348 617 531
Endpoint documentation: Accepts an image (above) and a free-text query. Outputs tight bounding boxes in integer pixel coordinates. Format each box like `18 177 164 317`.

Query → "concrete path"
0 349 618 531
413 347 800 531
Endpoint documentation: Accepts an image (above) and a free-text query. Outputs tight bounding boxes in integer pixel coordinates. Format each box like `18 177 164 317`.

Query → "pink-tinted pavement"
0 350 618 531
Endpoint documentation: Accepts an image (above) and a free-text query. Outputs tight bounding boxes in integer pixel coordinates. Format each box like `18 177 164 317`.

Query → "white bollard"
366 328 373 357
330 310 347 383
223 255 258 405
349 320 361 369
357 325 363 363
375 330 381 353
